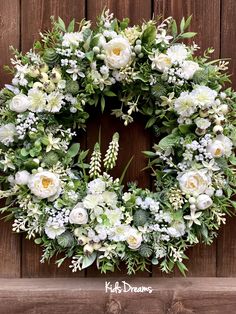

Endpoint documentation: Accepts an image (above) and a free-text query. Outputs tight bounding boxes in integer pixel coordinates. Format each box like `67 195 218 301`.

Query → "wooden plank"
1 278 236 313
21 0 86 278
21 0 86 52
0 0 21 278
86 0 152 277
217 0 236 276
152 0 221 277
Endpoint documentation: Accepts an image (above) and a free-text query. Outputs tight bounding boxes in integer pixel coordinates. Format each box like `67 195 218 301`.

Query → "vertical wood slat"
0 0 21 278
217 0 236 277
21 0 86 278
152 0 221 277
86 0 152 277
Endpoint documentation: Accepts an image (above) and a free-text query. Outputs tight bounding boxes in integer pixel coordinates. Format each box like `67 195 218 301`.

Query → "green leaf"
142 151 156 157
171 20 178 37
158 133 180 150
58 17 66 32
229 155 236 165
103 90 116 97
67 19 75 33
176 261 188 276
82 252 97 269
34 238 42 245
178 124 193 134
85 51 94 62
181 32 197 38
120 156 134 184
67 143 80 158
101 96 105 112
180 17 185 33
145 117 156 128
142 24 157 45
20 148 28 157
184 15 192 30
120 18 130 30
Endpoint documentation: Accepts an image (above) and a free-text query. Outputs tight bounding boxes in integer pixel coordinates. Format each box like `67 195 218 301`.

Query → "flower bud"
28 66 40 78
83 243 94 255
39 72 49 82
39 63 49 73
219 104 229 114
43 80 55 93
33 82 44 90
213 125 223 134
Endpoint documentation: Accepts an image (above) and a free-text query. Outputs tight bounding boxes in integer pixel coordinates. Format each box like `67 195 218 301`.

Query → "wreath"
0 10 236 275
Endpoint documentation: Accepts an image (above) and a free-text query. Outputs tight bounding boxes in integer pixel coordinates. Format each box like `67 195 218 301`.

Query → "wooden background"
0 0 235 278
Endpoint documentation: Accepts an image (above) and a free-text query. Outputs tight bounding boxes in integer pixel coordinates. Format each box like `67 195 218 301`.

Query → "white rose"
9 94 30 113
45 220 65 239
0 123 17 146
178 170 210 195
207 135 232 158
28 171 61 200
181 60 200 80
15 170 30 185
104 37 132 69
126 228 142 250
69 202 88 225
196 194 213 210
167 44 188 63
149 52 172 72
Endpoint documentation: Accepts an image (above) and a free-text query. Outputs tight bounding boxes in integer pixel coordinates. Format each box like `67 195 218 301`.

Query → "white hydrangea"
45 219 65 239
191 85 217 108
62 32 83 47
0 123 17 146
88 178 106 194
180 60 200 80
166 44 188 63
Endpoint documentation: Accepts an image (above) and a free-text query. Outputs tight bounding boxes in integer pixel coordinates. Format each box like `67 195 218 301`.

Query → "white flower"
66 66 85 80
167 221 185 238
45 133 61 153
9 94 30 113
0 123 17 146
178 170 211 195
104 37 132 69
180 60 200 80
45 220 65 239
206 134 232 158
15 170 30 185
109 224 131 241
105 207 123 225
102 191 117 208
196 194 213 210
174 92 197 117
184 211 202 227
46 92 65 112
191 85 217 108
88 178 106 194
126 228 142 250
149 52 172 72
83 194 102 209
195 117 211 130
62 32 83 47
28 171 61 199
167 44 188 63
28 88 46 112
69 202 88 225
122 192 132 202
156 29 173 44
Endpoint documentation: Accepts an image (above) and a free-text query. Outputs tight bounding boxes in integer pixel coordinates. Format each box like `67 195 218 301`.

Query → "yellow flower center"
113 47 122 55
128 236 137 245
215 148 222 156
42 177 53 188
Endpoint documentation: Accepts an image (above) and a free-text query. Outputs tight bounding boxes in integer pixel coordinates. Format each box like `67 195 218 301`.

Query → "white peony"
166 44 188 63
62 32 83 47
174 92 197 117
126 228 142 250
45 220 65 239
196 194 213 210
45 92 65 112
191 85 217 108
9 94 30 113
15 170 30 185
149 52 172 72
28 171 61 199
69 202 88 225
206 134 232 158
28 88 46 112
0 123 17 146
178 170 210 195
104 37 132 69
180 60 200 80
88 178 106 194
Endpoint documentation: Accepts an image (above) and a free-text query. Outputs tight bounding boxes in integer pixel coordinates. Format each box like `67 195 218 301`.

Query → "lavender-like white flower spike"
103 132 119 171
89 142 101 178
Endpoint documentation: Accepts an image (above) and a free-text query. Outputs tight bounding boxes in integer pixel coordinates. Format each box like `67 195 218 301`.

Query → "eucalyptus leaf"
82 252 97 269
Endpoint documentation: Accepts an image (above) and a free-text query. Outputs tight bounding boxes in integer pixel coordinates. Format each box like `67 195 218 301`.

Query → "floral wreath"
0 10 236 275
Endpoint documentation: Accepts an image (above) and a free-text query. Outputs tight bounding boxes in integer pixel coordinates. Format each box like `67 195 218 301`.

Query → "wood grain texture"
152 0 221 277
0 0 21 278
21 0 86 277
1 278 236 313
86 0 152 277
217 0 236 276
21 0 86 52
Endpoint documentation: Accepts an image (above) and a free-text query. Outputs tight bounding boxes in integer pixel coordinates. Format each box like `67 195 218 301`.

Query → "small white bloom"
174 92 197 117
104 37 132 69
126 228 142 250
9 94 30 113
88 178 106 194
195 117 211 130
122 192 132 202
215 189 223 197
28 171 61 199
28 88 46 112
206 134 232 158
15 170 30 185
156 29 173 44
45 220 65 239
178 170 211 195
83 194 102 209
149 52 172 72
196 194 213 210
180 60 200 80
62 32 83 47
69 202 88 225
0 123 17 146
167 44 188 63
102 191 117 208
